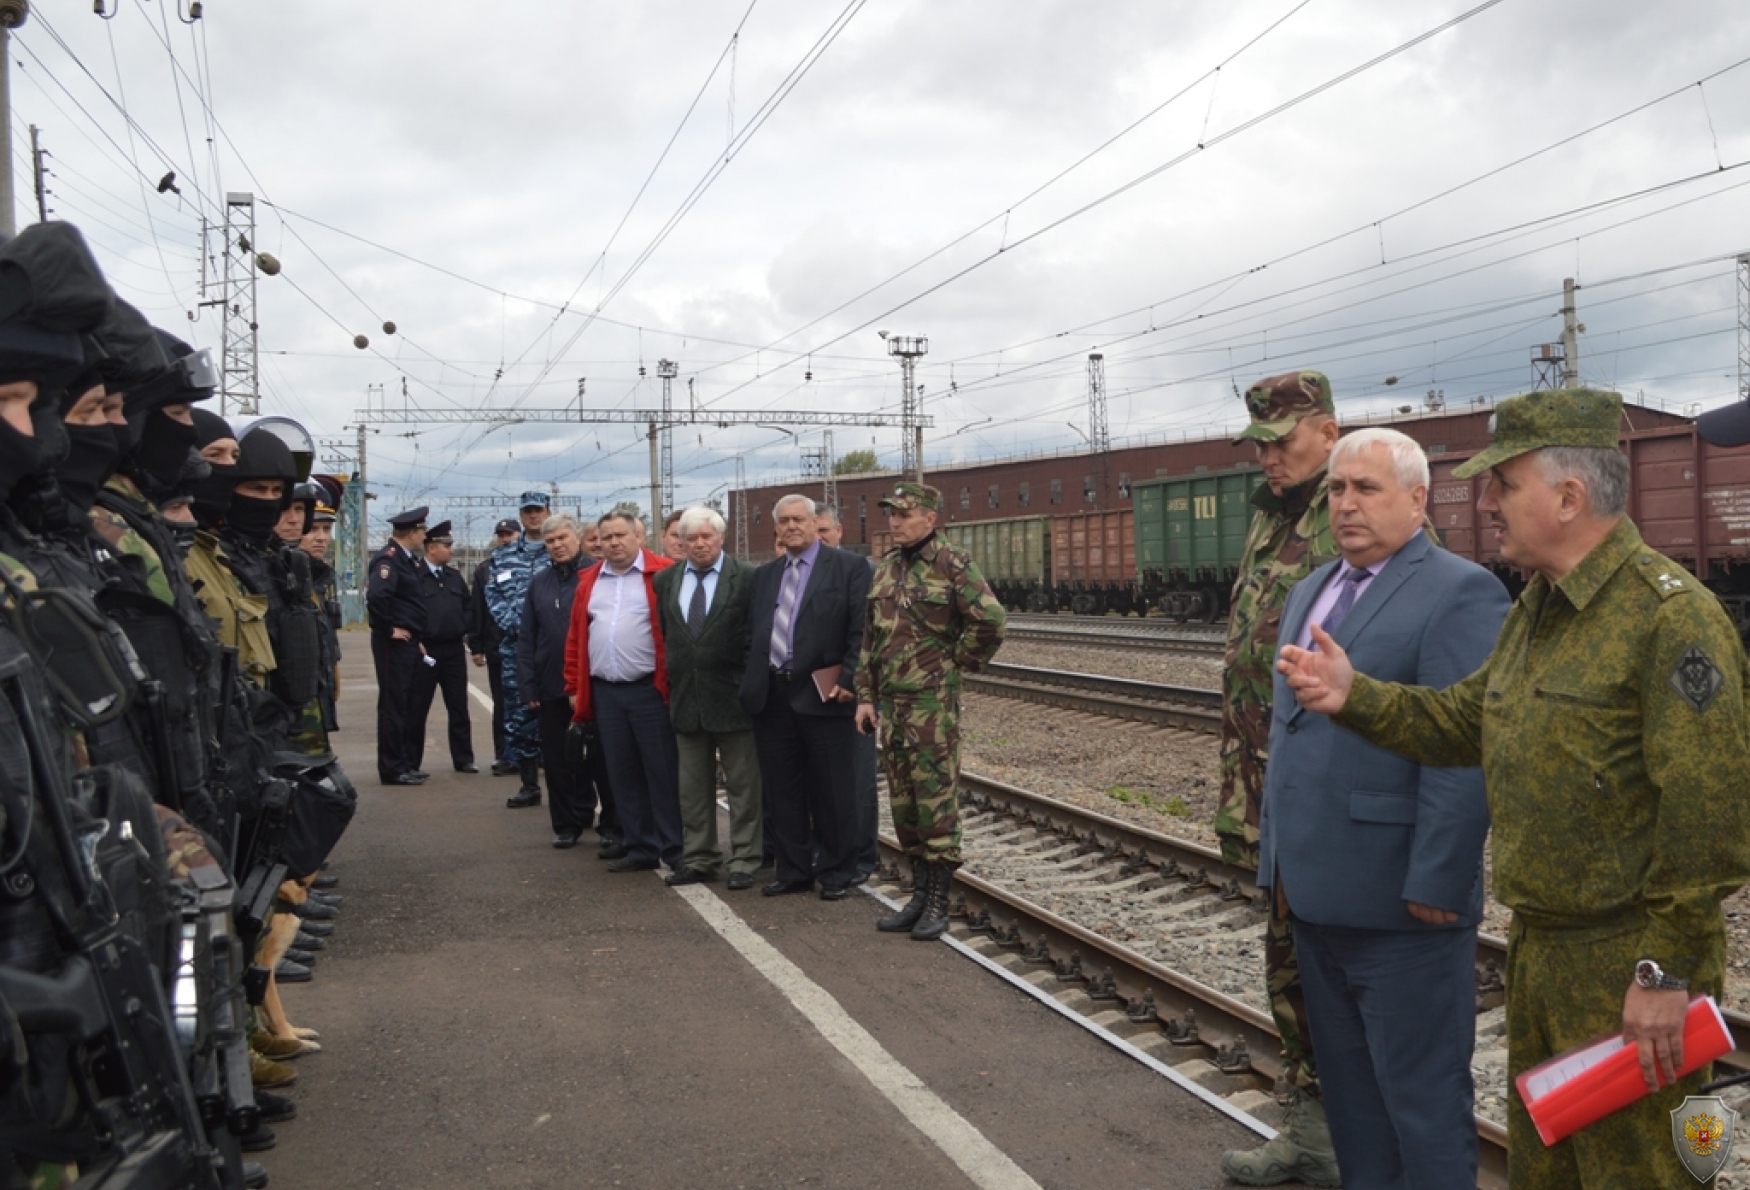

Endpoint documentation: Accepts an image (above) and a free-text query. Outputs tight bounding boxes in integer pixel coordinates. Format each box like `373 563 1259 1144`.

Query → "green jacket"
1215 470 1335 866
854 536 1006 703
1337 517 1750 981
655 552 756 735
186 530 276 689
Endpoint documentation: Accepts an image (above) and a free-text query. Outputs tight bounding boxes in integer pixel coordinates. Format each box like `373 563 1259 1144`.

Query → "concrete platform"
267 648 1259 1190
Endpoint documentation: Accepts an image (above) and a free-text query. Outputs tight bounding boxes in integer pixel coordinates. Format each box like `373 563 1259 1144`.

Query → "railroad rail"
888 772 1750 1188
965 663 1222 733
1004 616 1229 656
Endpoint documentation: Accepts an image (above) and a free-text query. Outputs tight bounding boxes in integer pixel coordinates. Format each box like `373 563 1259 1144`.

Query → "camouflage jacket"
1337 518 1750 979
186 530 276 688
484 533 550 639
89 475 173 606
855 535 1007 703
1215 470 1335 865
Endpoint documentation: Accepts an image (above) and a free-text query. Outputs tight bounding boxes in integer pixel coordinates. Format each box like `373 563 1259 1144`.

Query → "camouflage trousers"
1214 738 1263 869
1270 883 1320 1098
879 690 963 867
497 635 540 764
1505 915 1726 1190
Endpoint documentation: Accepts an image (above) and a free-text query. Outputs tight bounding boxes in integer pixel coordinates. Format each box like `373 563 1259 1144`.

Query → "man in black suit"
739 493 871 899
410 521 477 773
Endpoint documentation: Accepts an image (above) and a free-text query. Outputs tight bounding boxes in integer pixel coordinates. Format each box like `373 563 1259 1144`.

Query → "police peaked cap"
235 426 299 486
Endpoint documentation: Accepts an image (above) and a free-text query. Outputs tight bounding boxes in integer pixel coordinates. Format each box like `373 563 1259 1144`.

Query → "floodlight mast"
886 335 929 483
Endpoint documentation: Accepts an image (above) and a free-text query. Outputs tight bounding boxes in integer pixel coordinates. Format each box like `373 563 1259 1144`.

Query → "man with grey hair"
655 505 763 887
1279 389 1750 1190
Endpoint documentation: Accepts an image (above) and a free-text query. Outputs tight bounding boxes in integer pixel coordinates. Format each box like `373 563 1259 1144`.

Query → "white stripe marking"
467 680 494 713
669 882 1044 1190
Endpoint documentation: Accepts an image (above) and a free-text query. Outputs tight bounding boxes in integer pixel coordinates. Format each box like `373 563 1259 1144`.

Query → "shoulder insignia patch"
1670 644 1724 713
378 563 391 580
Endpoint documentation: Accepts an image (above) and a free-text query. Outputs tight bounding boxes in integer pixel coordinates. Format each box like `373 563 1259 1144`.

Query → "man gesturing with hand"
1278 388 1750 1190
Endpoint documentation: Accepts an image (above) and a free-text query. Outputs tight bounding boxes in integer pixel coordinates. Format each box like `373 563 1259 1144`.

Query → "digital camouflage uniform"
484 504 551 766
1217 370 1337 1110
1334 389 1750 1190
855 486 1006 867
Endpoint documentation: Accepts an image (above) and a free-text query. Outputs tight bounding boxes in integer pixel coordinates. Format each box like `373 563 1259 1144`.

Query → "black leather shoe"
293 931 326 951
275 960 312 983
608 856 660 873
848 871 871 887
664 867 713 886
407 770 429 780
552 833 580 850
505 789 541 809
292 900 337 922
297 920 333 937
387 772 426 786
283 948 315 965
239 1122 276 1152
455 762 479 773
311 874 339 890
491 759 519 776
255 1090 297 1123
819 885 849 901
725 872 754 891
308 892 343 908
597 843 629 861
243 1161 269 1189
761 879 812 897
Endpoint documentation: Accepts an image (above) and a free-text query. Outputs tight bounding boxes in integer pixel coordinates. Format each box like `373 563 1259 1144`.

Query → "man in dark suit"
410 521 477 773
470 519 519 774
1260 428 1510 1190
366 506 430 785
655 507 762 889
739 493 871 899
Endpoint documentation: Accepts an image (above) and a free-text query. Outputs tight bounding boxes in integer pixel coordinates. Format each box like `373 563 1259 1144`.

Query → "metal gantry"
657 359 679 521
202 192 261 417
733 454 749 560
886 335 928 483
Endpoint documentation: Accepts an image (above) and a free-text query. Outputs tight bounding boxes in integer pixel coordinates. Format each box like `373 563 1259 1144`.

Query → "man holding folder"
1277 389 1750 1189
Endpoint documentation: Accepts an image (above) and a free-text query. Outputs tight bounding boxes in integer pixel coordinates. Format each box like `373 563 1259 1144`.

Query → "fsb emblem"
1672 1096 1738 1182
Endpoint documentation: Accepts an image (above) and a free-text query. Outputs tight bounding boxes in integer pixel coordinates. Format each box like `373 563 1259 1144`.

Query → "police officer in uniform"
854 483 1006 940
485 493 552 806
368 507 431 785
1278 388 1750 1190
470 518 519 773
411 521 476 773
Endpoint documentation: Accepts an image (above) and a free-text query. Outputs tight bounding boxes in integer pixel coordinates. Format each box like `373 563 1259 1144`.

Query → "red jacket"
564 549 675 722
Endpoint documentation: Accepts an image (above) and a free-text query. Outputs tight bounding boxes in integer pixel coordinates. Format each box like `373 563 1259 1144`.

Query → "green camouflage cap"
1452 387 1622 479
1234 370 1336 444
878 482 943 513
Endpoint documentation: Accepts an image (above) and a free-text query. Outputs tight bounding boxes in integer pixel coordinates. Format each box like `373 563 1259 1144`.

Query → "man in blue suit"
1260 428 1510 1190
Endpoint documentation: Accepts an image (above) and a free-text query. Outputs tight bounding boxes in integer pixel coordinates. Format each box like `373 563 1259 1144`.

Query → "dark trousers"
592 679 681 867
485 647 507 761
853 728 879 875
1294 918 1479 1190
586 728 621 840
753 674 858 889
409 638 474 769
371 631 421 781
538 697 594 836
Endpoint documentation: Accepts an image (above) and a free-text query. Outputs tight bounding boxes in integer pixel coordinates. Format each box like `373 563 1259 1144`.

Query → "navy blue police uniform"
367 507 430 784
410 522 476 773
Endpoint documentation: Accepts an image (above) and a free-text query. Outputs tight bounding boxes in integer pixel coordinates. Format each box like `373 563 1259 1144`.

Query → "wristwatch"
1634 959 1690 992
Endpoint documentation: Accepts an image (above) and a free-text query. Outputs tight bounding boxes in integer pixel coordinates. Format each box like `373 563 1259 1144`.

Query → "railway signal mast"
1087 353 1111 508
885 334 929 483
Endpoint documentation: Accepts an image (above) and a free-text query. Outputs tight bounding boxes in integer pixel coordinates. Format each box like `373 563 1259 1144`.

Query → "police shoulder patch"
1670 644 1724 713
378 563 391 580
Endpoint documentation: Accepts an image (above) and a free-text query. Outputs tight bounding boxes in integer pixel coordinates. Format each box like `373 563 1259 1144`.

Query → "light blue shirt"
587 552 656 682
678 555 722 619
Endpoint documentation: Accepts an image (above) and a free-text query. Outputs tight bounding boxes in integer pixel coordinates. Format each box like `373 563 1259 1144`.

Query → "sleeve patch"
378 564 391 580
1670 644 1724 713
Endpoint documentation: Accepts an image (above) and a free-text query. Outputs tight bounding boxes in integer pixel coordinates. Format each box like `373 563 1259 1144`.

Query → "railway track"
964 662 1222 733
879 771 1750 1189
1004 614 1229 656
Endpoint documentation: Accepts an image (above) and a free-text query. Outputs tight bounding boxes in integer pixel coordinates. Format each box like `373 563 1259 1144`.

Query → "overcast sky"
14 0 1750 539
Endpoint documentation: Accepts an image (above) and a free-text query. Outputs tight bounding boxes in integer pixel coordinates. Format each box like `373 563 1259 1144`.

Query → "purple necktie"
1320 567 1373 636
769 557 803 670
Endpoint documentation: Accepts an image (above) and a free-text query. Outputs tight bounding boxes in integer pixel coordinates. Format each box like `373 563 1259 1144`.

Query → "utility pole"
29 125 48 222
1737 253 1749 405
0 4 28 238
1087 353 1110 508
647 423 661 549
1560 277 1580 388
202 193 262 417
821 429 837 518
886 334 928 483
657 359 678 525
733 453 748 560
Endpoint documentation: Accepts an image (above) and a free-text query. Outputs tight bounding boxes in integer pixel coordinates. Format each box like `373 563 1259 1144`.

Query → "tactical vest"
221 533 322 710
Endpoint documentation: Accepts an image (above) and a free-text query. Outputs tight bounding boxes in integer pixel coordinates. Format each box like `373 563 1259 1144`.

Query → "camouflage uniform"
91 476 174 606
1216 371 1338 1119
186 528 276 689
1333 389 1750 1190
484 498 552 766
855 485 1007 868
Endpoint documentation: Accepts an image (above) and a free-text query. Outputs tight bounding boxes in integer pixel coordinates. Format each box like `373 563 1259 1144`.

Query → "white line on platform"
467 680 493 714
671 882 1045 1190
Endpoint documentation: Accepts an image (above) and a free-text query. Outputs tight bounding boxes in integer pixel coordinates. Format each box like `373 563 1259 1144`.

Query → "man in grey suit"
1260 428 1510 1190
655 507 763 889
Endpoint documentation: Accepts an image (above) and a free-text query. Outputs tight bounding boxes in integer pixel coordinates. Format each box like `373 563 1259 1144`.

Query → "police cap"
878 482 943 513
494 518 519 535
425 521 454 543
519 490 550 511
1453 388 1622 479
388 506 429 531
1234 370 1336 445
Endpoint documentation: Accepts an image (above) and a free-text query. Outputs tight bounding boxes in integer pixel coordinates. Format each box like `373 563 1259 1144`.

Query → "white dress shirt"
588 553 657 681
678 555 722 618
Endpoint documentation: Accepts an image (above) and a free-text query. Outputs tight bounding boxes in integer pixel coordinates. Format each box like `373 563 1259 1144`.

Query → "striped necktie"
769 557 803 670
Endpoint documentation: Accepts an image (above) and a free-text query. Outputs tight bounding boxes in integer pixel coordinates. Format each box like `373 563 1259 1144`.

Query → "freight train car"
870 516 1057 610
1050 511 1137 614
1132 468 1266 621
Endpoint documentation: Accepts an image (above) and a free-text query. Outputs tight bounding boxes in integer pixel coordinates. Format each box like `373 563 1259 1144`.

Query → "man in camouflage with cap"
486 492 553 807
1278 388 1750 1190
1217 370 1342 1187
854 482 1006 941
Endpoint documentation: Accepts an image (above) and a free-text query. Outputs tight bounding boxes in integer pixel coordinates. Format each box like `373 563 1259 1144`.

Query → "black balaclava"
55 422 120 512
190 407 236 529
227 427 297 544
119 328 208 501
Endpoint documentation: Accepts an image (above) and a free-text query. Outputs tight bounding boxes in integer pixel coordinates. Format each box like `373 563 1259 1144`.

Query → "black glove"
565 720 590 765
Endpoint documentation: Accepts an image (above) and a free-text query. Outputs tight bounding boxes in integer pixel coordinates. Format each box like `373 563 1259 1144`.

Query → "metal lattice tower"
1087 353 1110 507
887 335 929 482
1738 253 1749 403
204 193 261 417
821 429 837 518
657 359 679 520
734 454 749 560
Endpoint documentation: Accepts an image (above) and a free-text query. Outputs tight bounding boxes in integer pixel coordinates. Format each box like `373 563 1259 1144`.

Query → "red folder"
1515 995 1735 1146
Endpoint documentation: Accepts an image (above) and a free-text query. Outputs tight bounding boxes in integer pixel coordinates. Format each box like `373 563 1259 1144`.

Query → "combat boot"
910 863 953 941
1218 1090 1340 1187
491 759 518 776
506 759 542 809
877 859 930 933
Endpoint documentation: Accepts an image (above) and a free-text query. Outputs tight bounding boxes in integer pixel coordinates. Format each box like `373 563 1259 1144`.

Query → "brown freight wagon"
1428 424 1750 635
1048 511 1138 614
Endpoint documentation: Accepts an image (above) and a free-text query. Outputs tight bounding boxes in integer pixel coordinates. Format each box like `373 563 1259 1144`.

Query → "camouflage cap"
1452 387 1622 479
1233 370 1336 444
878 482 943 513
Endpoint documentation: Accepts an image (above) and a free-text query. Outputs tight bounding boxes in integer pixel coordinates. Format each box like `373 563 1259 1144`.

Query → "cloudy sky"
14 0 1750 539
